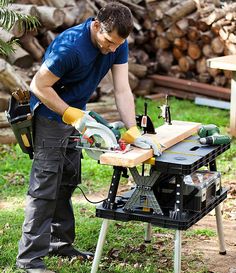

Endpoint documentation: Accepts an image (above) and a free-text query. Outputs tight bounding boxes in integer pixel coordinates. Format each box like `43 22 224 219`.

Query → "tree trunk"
201 31 214 44
173 47 183 60
224 41 236 55
61 6 80 28
0 92 11 112
39 30 58 48
154 36 170 50
7 45 34 68
173 37 188 51
128 63 147 78
36 6 65 29
20 34 45 61
178 56 195 72
196 57 207 74
162 0 197 28
202 44 214 57
211 37 224 54
187 43 201 60
0 128 16 144
8 3 39 16
0 59 29 91
187 26 200 41
0 28 14 43
156 49 174 73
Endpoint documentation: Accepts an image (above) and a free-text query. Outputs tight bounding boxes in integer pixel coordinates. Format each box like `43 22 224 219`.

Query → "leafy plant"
0 0 39 56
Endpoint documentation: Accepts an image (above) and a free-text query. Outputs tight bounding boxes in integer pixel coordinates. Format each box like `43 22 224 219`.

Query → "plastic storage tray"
96 188 227 230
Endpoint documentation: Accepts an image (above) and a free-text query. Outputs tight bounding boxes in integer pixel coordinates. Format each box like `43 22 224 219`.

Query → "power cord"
76 185 108 204
62 136 109 204
61 136 125 206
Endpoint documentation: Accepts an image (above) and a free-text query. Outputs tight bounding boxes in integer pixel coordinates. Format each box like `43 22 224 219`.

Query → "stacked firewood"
1 0 235 97
0 0 235 141
145 0 236 85
126 0 236 98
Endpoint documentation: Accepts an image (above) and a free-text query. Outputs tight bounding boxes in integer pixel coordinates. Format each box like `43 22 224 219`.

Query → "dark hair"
96 1 133 38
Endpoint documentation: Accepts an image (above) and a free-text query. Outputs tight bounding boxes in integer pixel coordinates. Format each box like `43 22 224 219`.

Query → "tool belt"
6 89 34 159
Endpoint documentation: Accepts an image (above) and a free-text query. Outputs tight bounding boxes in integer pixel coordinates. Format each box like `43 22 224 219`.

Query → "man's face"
94 22 125 54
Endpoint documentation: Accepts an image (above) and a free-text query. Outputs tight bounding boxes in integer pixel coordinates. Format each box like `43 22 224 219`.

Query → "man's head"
91 2 133 54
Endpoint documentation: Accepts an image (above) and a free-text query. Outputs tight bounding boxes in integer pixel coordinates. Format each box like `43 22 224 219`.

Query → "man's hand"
134 135 162 156
122 126 162 156
62 106 95 132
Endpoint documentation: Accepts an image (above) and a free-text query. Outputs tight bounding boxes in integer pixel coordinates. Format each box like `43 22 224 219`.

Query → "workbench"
207 55 236 136
90 135 230 273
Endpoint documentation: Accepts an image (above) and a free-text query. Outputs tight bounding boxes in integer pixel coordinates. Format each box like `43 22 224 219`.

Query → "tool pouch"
6 94 34 159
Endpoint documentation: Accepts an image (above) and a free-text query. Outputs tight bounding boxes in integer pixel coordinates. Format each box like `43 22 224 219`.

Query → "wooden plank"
100 147 154 168
99 120 201 168
207 55 236 71
149 74 230 101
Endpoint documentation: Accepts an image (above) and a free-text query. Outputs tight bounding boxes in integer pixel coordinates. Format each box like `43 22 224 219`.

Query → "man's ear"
93 20 101 32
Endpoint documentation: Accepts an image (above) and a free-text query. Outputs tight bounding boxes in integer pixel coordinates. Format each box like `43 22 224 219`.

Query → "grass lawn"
0 97 235 272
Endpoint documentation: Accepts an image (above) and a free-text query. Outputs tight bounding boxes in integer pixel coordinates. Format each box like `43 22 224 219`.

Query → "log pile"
0 0 235 143
130 0 235 98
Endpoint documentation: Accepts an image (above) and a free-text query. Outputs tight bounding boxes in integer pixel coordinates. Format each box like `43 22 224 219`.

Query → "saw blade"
85 134 109 160
82 121 120 160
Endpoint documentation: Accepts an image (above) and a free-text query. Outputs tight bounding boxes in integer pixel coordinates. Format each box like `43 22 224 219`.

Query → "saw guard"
83 121 120 160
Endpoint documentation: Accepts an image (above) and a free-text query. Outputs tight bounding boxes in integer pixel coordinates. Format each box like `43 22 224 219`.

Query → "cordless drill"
198 124 231 145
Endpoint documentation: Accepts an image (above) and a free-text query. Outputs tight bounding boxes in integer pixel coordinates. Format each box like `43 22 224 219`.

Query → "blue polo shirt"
30 17 128 122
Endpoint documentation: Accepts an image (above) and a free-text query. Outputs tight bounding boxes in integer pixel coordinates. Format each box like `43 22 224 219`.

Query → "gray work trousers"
16 116 82 269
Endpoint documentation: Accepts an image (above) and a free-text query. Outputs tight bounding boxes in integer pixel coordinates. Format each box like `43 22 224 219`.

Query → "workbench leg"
230 73 236 136
174 230 182 273
91 219 110 273
215 204 226 254
144 223 152 243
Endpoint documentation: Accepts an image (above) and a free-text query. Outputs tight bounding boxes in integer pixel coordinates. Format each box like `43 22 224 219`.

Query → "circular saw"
74 111 130 160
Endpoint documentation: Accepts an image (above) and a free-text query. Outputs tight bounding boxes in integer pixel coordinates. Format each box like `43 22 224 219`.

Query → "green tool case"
6 95 34 159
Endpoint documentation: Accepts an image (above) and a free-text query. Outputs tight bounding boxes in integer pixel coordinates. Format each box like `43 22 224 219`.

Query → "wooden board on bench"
99 120 201 168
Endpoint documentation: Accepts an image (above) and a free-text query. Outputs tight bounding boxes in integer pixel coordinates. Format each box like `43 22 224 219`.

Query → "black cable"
61 136 124 206
76 185 108 204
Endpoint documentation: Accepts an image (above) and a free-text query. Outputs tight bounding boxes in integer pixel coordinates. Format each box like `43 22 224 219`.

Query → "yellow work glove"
62 106 95 132
122 126 162 156
62 106 84 125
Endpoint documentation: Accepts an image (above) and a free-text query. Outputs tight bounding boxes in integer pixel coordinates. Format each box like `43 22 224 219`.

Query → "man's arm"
30 63 95 130
30 63 69 115
112 63 162 156
111 63 136 129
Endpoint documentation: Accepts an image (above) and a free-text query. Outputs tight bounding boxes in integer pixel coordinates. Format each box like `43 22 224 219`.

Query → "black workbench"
91 135 230 273
96 135 229 230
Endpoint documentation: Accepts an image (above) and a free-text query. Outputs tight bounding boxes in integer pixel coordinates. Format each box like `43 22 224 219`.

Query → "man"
16 2 161 272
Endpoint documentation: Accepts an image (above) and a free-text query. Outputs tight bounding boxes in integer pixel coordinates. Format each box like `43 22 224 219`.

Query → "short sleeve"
44 45 80 78
114 40 128 64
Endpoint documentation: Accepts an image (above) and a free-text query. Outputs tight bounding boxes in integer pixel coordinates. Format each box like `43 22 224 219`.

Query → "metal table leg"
174 230 182 273
209 159 226 254
230 72 236 136
144 223 152 243
215 204 226 254
91 219 110 273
